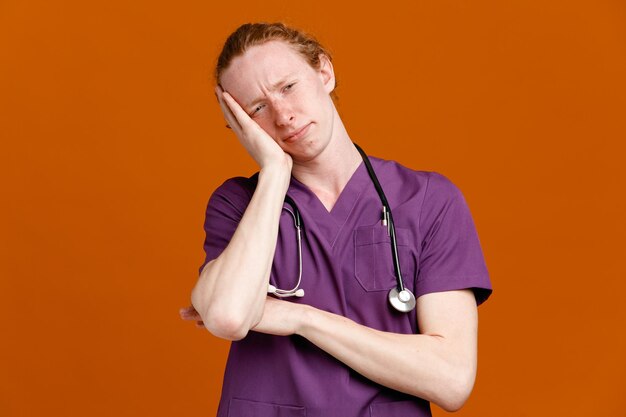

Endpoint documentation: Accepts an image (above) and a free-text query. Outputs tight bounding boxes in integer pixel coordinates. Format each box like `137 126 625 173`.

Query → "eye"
250 103 266 117
283 82 296 92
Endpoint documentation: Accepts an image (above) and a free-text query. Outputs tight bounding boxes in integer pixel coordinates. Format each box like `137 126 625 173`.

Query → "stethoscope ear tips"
267 284 305 298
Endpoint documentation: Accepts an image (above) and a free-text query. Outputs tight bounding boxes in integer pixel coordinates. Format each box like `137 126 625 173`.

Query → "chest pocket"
354 224 416 292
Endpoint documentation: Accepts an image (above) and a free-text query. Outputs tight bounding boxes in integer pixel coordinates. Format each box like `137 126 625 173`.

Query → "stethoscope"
267 142 417 313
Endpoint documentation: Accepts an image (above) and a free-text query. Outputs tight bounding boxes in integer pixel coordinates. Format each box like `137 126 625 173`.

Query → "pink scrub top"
198 155 492 417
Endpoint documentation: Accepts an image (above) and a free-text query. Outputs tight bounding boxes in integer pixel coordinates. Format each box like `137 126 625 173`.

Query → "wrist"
295 303 317 337
259 163 291 188
259 158 291 176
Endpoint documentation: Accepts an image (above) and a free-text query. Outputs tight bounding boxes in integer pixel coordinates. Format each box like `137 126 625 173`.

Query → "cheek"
308 83 332 113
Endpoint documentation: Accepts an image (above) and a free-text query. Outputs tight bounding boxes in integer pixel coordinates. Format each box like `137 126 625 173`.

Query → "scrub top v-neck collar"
286 159 370 248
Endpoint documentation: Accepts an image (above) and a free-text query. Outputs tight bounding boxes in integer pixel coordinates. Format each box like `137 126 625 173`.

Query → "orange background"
2 0 625 415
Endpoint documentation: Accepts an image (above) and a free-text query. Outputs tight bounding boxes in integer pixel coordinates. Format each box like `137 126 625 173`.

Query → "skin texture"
181 40 480 412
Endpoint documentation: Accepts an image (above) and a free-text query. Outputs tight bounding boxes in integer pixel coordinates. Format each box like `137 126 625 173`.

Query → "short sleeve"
197 177 254 276
416 172 492 305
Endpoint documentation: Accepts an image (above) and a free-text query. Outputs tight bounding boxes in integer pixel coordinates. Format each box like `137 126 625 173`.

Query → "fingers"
179 306 201 321
215 86 231 128
215 85 262 135
220 90 255 131
215 85 241 132
179 306 205 330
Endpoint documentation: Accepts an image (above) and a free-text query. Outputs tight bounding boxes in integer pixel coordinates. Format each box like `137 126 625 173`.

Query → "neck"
290 108 364 206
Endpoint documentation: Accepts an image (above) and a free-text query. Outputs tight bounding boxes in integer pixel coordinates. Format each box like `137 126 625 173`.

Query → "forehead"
220 40 315 101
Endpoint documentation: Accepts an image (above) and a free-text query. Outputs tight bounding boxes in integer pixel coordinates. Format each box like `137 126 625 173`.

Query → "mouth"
283 123 312 143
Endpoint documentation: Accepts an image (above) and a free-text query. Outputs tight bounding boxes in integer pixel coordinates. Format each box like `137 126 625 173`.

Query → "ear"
318 54 336 95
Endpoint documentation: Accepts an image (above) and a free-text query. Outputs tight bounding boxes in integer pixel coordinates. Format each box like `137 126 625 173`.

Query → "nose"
271 99 294 127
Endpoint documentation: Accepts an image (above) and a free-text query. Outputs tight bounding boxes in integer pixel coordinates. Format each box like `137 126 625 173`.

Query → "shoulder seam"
210 177 255 217
417 171 432 245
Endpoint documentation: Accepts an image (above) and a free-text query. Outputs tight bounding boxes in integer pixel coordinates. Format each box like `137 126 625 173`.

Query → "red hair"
215 22 338 101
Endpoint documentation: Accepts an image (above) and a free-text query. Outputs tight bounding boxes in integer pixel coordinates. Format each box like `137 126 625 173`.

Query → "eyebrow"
245 74 296 110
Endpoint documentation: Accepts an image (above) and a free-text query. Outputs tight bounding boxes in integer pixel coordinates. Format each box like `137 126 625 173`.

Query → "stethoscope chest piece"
388 287 416 313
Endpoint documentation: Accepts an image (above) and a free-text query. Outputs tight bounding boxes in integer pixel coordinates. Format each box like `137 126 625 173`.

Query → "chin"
302 140 331 163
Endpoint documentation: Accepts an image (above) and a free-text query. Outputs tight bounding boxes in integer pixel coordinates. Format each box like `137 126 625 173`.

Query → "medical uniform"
198 155 492 417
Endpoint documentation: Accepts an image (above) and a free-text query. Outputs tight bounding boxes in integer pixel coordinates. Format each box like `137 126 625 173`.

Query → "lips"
283 123 312 143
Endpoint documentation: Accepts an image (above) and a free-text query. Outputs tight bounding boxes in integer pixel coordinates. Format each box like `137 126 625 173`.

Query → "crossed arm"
181 288 478 412
264 288 477 412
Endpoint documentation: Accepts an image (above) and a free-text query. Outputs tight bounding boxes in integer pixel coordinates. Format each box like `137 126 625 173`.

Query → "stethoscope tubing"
353 142 407 294
268 143 416 312
271 195 305 297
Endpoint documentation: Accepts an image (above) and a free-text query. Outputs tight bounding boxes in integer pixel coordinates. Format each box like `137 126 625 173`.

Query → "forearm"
191 165 291 340
297 306 475 412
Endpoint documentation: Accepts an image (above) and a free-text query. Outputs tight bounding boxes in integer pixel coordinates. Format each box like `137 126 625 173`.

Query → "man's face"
219 40 336 160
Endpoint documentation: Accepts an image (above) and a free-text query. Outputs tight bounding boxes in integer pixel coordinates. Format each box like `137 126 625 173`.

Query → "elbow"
436 365 476 412
204 310 250 341
190 260 261 341
191 288 250 341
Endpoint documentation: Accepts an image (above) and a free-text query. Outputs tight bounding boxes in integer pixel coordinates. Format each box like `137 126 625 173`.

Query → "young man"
180 22 492 416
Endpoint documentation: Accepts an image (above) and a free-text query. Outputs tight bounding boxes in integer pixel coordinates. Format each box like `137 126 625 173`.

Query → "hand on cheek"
214 85 293 172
